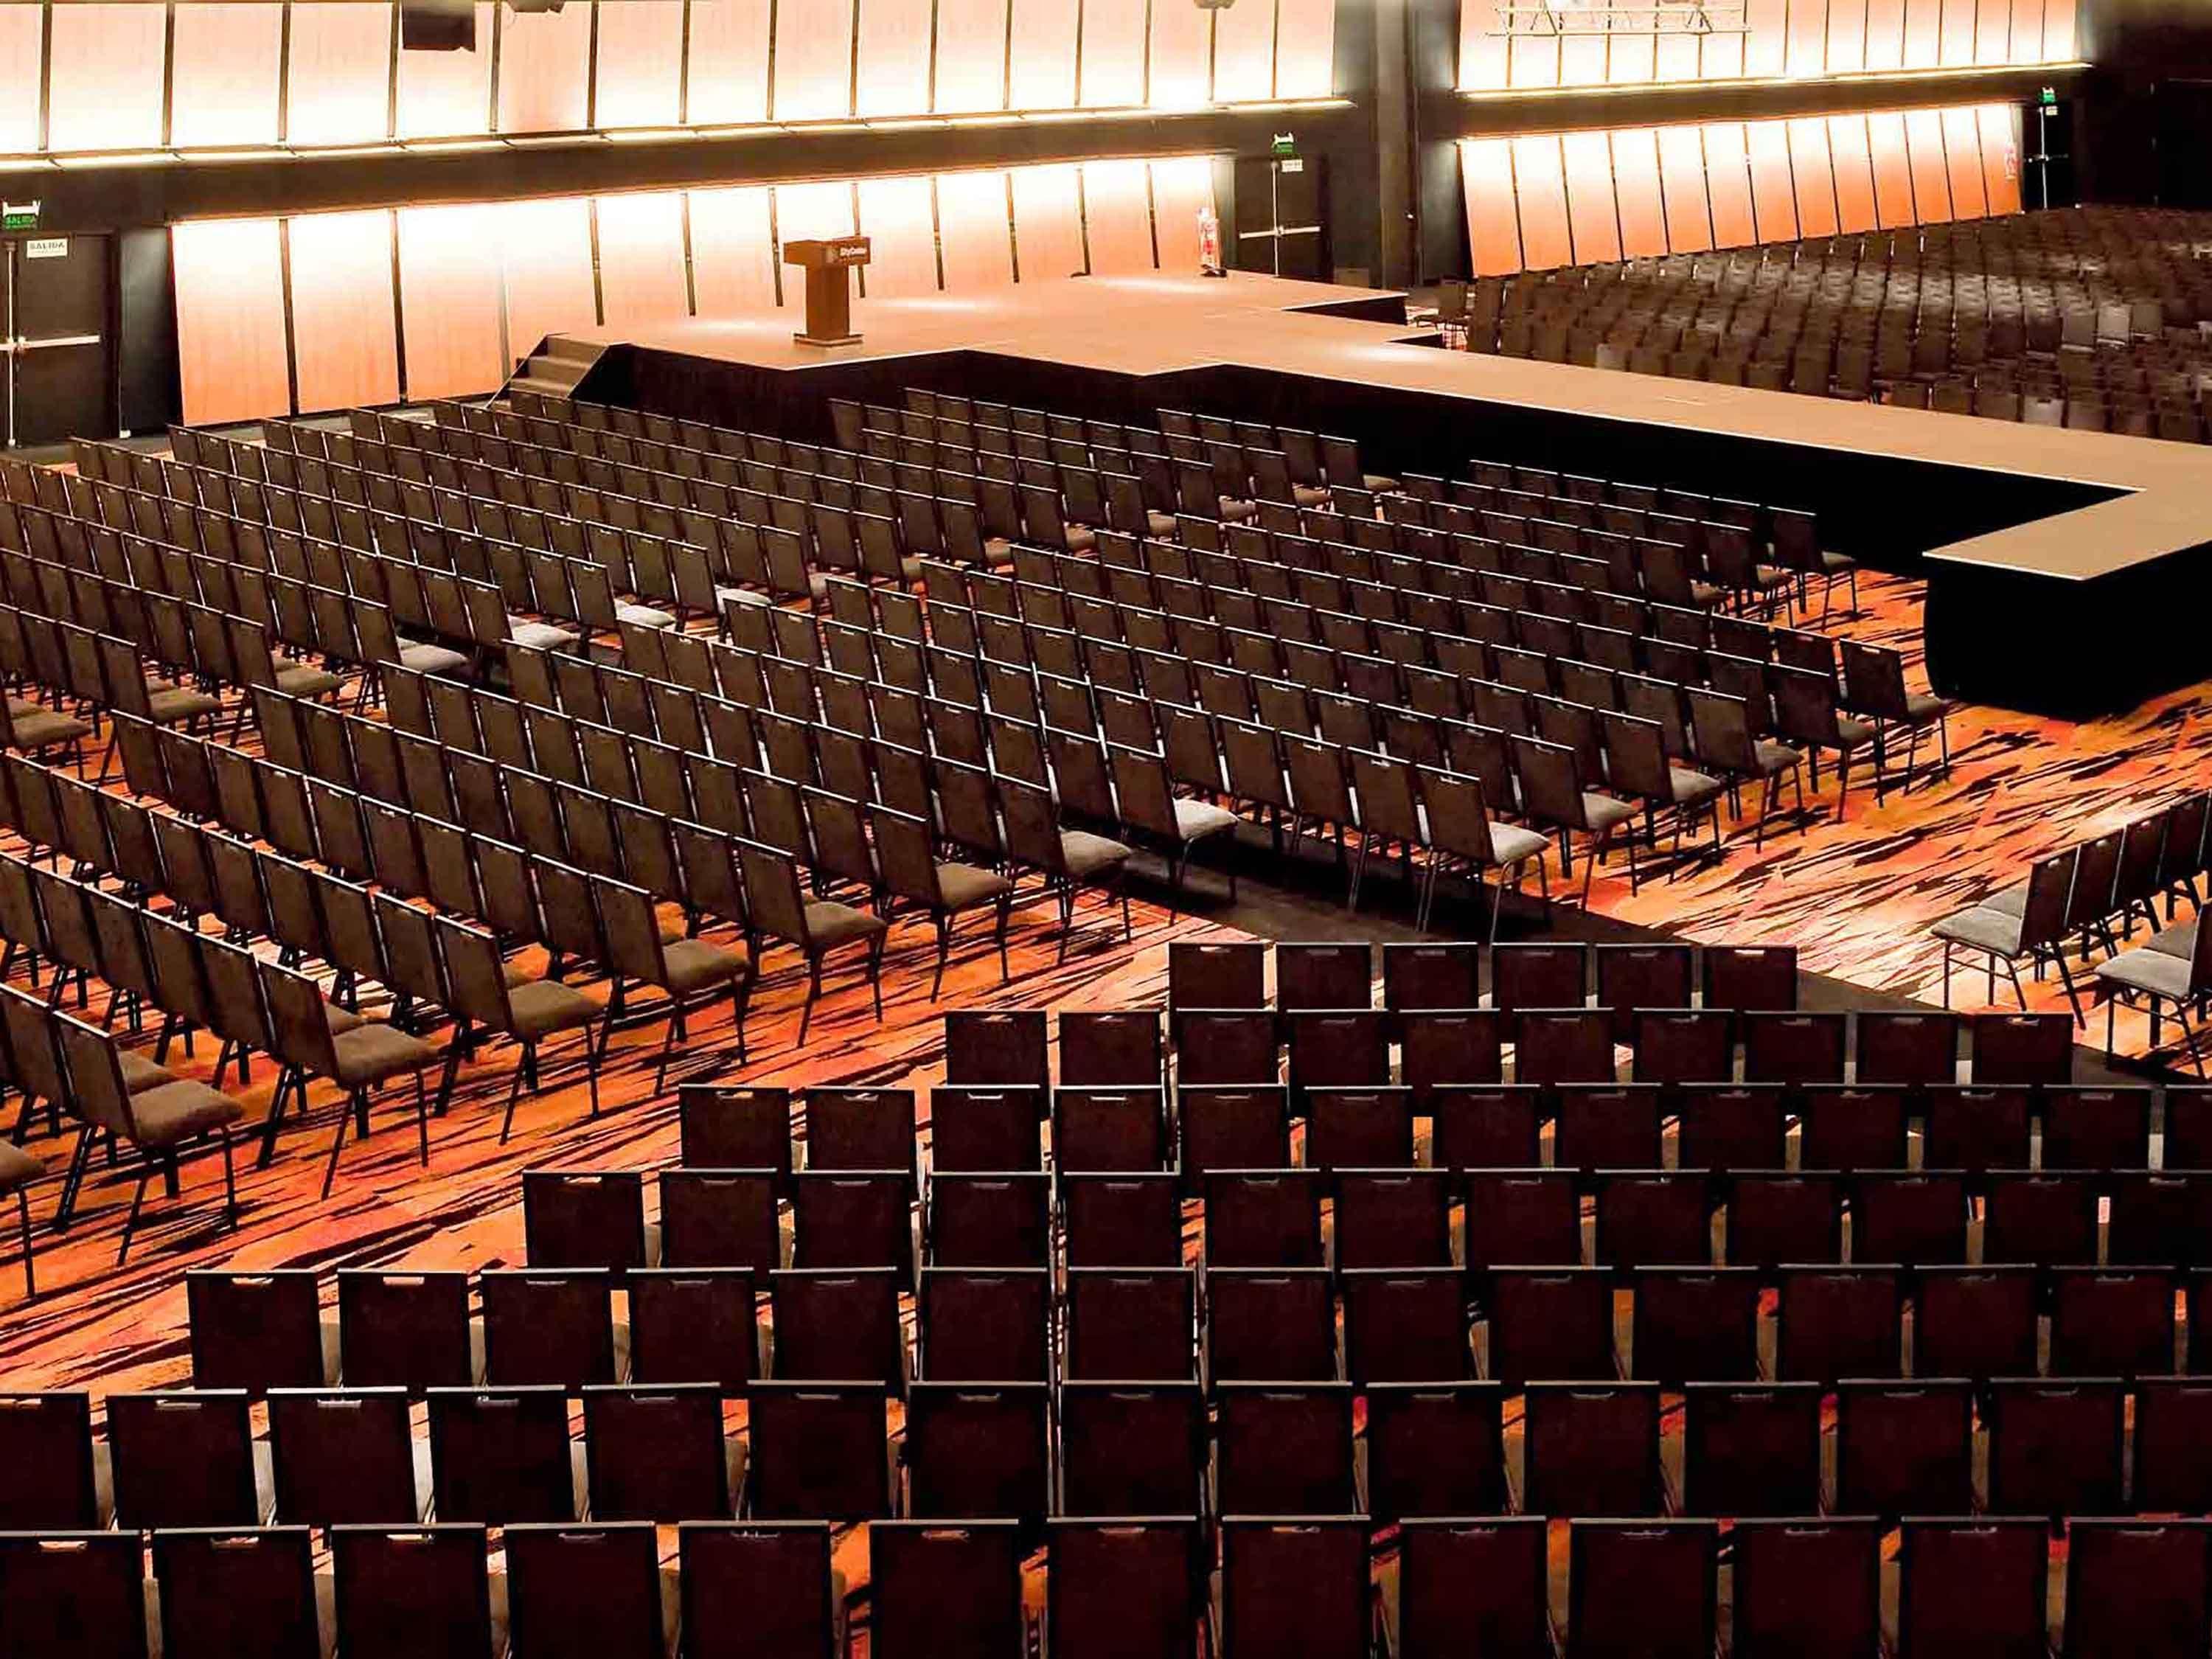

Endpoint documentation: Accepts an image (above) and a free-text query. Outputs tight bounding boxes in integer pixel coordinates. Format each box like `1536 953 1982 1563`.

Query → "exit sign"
1 201 38 232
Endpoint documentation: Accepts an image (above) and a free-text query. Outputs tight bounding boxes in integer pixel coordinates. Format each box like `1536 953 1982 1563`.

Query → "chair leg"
2053 954 2087 1026
115 1164 152 1266
15 1186 32 1298
218 1127 238 1229
797 959 824 1046
319 1090 362 1200
866 934 886 1020
994 895 1011 984
930 917 952 1000
652 1002 683 1096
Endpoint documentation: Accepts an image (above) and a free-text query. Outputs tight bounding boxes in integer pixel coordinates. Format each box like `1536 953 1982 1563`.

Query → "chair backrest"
866 804 942 911
0 1531 150 1659
53 1016 136 1144
0 1390 100 1528
257 957 341 1079
331 1526 497 1659
678 1523 838 1659
152 1526 322 1659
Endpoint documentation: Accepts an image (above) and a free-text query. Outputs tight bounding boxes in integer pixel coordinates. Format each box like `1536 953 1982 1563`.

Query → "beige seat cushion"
505 978 603 1042
1293 484 1330 508
1930 905 2027 956
117 1050 174 1094
804 900 886 950
661 938 751 995
129 1080 246 1149
616 604 677 630
1172 799 1239 842
509 622 580 653
1146 512 1179 538
400 643 470 676
148 687 223 725
1490 824 1552 866
274 663 344 699
935 863 1012 911
327 1022 439 1089
11 709 91 748
1060 830 1131 878
0 1140 39 1189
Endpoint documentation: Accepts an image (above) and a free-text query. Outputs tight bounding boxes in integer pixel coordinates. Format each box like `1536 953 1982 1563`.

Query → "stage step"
502 334 608 403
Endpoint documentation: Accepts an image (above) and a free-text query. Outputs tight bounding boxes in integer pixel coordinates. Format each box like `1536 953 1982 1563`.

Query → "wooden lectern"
783 237 871 347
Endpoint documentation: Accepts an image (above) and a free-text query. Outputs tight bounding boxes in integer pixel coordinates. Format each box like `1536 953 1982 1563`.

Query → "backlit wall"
1458 0 2076 90
0 0 1334 153
1459 102 2022 274
172 155 1220 422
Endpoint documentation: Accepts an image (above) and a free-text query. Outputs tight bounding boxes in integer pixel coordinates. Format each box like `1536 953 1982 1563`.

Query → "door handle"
11 334 99 352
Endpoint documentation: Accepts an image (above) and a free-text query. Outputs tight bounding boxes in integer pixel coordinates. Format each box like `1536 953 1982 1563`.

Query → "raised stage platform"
566 272 2212 716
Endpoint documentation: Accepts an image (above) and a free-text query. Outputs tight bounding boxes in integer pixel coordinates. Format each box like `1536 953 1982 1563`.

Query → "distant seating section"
1448 205 2212 441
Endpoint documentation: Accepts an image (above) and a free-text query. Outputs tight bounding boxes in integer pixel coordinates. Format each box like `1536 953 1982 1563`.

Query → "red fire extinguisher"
1197 204 1226 278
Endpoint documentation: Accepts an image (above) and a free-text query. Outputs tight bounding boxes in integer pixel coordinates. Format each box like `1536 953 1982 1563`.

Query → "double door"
3 233 113 449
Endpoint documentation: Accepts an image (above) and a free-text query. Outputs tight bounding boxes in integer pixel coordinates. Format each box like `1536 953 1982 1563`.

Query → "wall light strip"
1458 60 2088 100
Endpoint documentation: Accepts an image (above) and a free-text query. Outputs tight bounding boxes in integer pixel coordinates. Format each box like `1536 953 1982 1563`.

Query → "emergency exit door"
4 233 114 449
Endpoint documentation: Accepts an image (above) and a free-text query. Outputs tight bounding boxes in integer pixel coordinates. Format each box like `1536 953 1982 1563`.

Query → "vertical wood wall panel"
1703 122 1757 247
1745 118 1799 243
170 4 283 147
2008 0 2045 61
1938 0 1978 63
931 0 1009 113
855 0 934 117
1557 21 1604 88
1511 134 1573 270
498 4 593 133
1826 0 1868 72
1082 158 1155 274
1654 23 1700 81
1010 162 1087 281
287 210 401 414
1975 0 2011 61
1787 118 1840 237
1147 0 1214 107
1009 0 1079 108
1213 0 1278 102
596 191 690 326
1458 1 1509 91
1610 128 1667 259
1784 0 1828 76
684 0 774 124
1980 102 2023 213
1742 0 1789 76
285 1 394 145
1273 0 1332 95
934 170 1015 291
1902 0 1943 66
396 204 507 397
172 218 290 425
686 184 779 312
1461 137 1524 275
48 4 166 150
395 4 495 139
1828 114 1880 232
1863 0 1910 69
1508 26 1561 88
2041 0 2076 58
1561 130 1621 264
499 196 599 354
1608 20 1657 86
855 174 941 296
773 0 855 120
1149 155 1216 272
1867 110 1917 226
773 180 859 268
1905 106 1952 220
594 0 686 128
1941 104 1987 215
1657 125 1714 253
1079 0 1148 106
0 7 41 152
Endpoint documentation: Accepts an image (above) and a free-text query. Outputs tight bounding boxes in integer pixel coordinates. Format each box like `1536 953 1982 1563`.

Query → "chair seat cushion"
1691 582 1725 608
1983 882 2030 919
1821 550 1857 572
509 622 580 653
1363 473 1402 493
274 663 344 699
117 1050 174 1094
1667 767 1728 805
1490 824 1552 865
805 900 887 950
1752 740 1803 774
982 538 1016 569
661 938 751 995
1060 830 1131 877
327 1023 439 1089
400 643 471 677
1172 799 1239 841
12 709 91 748
1902 694 1952 724
148 688 223 724
1582 793 1638 832
0 1141 38 1189
506 978 603 1041
935 863 1012 911
1832 717 1879 748
1146 512 1180 538
1064 526 1098 554
1293 485 1331 509
1218 498 1259 524
2097 947 2194 1001
130 1080 246 1149
2150 921 2199 960
1930 905 2026 956
616 604 678 630
325 1004 366 1036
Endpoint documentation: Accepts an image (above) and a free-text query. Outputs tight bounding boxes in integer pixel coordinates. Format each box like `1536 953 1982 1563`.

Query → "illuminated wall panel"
1009 0 1079 109
1975 0 2011 62
936 170 1015 291
688 184 779 313
1150 0 1214 107
48 4 165 151
856 175 940 297
776 179 858 256
1980 102 2023 213
932 0 1010 113
285 1 394 145
1561 131 1621 264
596 192 690 326
1511 135 1572 271
855 0 934 119
1082 159 1155 275
1742 0 1789 76
1611 128 1667 258
2009 0 2046 63
1788 119 1840 237
1864 0 1909 69
1785 0 1829 77
1455 5 1508 93
1698 20 1745 79
1557 18 1605 89
1079 0 1147 105
1610 13 1658 86
287 210 402 414
1938 0 1978 66
2042 0 2076 59
1213 0 1279 102
1150 155 1216 273
1829 114 1879 233
499 197 599 355
1746 118 1799 243
1507 24 1559 89
1011 163 1087 282
1941 104 1986 216
1654 24 1700 82
1905 106 1952 221
1703 122 1756 247
1276 0 1338 95
498 3 593 133
396 4 495 139
396 204 507 397
0 7 41 153
1657 125 1713 253
1902 0 1942 67
773 0 855 120
1461 137 1523 275
685 0 774 125
595 0 686 128
1868 110 1916 226
173 218 289 425
170 4 282 147
1826 0 1867 72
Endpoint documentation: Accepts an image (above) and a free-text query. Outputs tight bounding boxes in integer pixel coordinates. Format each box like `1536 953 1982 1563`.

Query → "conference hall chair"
1107 742 1239 909
1840 639 1952 788
0 1139 34 1295
735 838 886 1043
867 804 1012 997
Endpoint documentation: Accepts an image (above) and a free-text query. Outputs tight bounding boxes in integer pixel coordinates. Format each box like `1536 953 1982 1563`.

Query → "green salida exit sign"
1 202 38 232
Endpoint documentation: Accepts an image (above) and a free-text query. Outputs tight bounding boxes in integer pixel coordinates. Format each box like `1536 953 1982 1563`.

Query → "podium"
783 237 871 347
